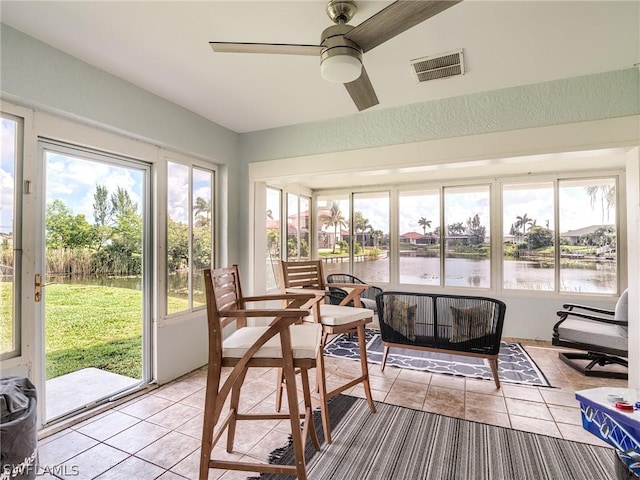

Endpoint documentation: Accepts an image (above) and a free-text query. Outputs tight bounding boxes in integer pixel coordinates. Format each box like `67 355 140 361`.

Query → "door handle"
35 274 42 302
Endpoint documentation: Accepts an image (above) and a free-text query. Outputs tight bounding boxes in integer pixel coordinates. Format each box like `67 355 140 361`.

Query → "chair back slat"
280 260 326 290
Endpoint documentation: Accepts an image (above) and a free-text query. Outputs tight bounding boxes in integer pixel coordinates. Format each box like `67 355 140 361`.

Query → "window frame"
165 157 216 316
1 112 24 361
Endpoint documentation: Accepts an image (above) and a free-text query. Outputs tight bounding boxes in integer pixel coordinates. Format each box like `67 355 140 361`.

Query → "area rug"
324 329 552 387
252 395 615 480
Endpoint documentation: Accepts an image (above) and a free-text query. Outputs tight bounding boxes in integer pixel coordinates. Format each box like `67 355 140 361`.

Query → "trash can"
0 377 38 480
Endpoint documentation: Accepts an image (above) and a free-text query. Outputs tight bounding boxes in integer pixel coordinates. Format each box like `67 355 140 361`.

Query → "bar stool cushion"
319 304 372 326
223 324 322 359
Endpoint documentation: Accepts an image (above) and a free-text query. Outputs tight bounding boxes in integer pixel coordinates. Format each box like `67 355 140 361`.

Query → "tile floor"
36 340 626 479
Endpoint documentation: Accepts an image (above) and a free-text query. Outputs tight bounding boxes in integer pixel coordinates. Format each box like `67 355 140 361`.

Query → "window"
1 114 22 359
502 178 617 294
444 186 491 288
399 190 440 285
352 192 389 283
502 182 555 291
286 193 311 261
558 178 617 294
266 187 282 291
166 161 214 314
317 195 350 276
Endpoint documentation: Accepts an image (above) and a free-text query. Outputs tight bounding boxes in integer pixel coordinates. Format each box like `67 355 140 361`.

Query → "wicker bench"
375 292 507 387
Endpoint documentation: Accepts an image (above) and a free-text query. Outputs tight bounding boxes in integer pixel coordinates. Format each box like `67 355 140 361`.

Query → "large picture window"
166 161 214 314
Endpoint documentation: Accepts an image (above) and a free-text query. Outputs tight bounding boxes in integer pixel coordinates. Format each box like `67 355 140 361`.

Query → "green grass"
44 284 143 380
1 282 14 354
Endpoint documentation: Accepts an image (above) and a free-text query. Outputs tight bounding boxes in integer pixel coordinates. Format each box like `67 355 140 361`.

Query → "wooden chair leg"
356 324 376 413
282 360 307 480
226 368 246 452
315 345 331 444
300 368 321 451
275 367 284 412
489 357 501 388
381 345 390 372
199 375 220 480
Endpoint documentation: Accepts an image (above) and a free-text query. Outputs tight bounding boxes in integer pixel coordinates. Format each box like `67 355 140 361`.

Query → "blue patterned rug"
324 329 552 387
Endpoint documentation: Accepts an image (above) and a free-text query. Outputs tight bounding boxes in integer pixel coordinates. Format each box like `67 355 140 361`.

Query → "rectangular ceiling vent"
410 49 465 83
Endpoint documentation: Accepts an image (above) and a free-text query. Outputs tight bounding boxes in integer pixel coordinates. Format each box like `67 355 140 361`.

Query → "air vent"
410 49 464 83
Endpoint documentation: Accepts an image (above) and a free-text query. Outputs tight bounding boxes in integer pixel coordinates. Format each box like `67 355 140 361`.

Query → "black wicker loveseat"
375 291 507 387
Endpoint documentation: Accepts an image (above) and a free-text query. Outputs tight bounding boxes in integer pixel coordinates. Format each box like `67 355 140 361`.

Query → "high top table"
576 387 640 479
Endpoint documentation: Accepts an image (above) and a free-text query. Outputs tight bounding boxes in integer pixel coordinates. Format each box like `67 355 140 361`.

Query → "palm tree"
447 222 465 236
514 213 533 239
194 197 211 227
417 217 432 235
585 185 616 224
320 202 347 254
353 211 371 248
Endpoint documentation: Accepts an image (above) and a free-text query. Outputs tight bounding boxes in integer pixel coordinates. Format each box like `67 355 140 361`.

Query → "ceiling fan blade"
344 67 379 111
345 0 463 53
209 42 323 56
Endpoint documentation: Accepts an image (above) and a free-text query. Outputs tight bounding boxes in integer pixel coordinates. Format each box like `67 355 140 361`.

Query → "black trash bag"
0 377 38 480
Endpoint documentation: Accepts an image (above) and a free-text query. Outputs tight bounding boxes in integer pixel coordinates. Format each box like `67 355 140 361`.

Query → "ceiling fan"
209 0 462 111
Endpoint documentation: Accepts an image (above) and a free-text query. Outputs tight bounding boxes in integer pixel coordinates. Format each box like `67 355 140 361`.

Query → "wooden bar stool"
276 260 377 444
199 266 328 480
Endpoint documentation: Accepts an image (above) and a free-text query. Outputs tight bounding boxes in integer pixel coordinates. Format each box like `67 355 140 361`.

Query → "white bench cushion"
558 318 627 352
319 304 372 326
223 323 322 359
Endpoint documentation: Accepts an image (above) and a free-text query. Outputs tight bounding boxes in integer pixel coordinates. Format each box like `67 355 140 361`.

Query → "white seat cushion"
223 324 322 359
558 318 627 352
360 297 377 311
319 304 372 326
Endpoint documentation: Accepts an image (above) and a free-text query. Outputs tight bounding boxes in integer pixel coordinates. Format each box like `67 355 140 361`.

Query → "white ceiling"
1 1 638 134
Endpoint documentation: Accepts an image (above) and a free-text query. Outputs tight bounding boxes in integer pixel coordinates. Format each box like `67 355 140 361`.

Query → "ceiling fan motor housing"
320 23 363 82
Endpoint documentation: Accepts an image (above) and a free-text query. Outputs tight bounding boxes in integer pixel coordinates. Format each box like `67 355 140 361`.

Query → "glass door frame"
37 138 154 425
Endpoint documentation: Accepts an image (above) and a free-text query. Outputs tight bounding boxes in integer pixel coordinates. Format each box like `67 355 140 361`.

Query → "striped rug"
253 395 615 480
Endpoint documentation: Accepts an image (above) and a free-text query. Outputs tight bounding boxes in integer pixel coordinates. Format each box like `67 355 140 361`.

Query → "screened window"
399 190 440 285
166 162 214 314
266 187 282 291
286 193 311 261
444 186 491 288
558 178 617 294
502 183 555 291
317 195 350 276
1 114 22 359
352 192 389 283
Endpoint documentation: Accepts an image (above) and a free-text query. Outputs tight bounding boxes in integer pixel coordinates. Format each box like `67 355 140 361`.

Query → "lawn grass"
45 284 143 379
1 281 193 380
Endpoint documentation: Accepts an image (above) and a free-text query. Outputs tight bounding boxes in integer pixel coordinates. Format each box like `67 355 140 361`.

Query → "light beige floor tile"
119 394 174 419
429 374 466 391
136 431 200 470
146 402 201 430
464 406 511 428
59 443 128 480
94 455 166 480
509 414 562 437
501 384 545 402
505 397 554 421
38 430 99 468
104 421 171 454
75 411 140 441
466 391 507 413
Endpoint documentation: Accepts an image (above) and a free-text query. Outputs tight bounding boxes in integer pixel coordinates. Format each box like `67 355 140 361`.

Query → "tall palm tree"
321 202 347 254
417 217 432 235
585 185 616 224
194 197 211 227
353 211 371 248
514 213 533 238
447 222 466 236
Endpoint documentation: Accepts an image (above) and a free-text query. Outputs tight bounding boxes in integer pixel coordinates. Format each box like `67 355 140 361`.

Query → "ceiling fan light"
321 53 362 84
